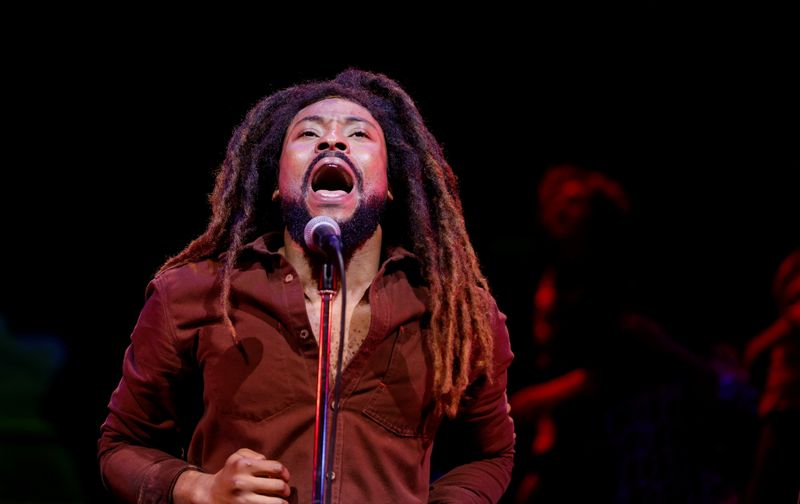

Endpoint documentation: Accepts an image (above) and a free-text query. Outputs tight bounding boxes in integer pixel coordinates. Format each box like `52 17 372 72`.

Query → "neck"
280 225 383 299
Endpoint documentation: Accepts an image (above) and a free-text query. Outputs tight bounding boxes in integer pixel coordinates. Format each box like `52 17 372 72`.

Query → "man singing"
98 69 514 504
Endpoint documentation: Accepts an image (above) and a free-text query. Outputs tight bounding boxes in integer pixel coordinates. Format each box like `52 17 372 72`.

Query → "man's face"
278 97 389 254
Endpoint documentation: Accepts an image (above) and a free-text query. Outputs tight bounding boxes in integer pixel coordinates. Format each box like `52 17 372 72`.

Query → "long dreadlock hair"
155 68 494 417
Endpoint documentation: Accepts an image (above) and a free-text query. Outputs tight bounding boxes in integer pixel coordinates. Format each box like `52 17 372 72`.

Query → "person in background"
744 249 800 503
508 165 720 503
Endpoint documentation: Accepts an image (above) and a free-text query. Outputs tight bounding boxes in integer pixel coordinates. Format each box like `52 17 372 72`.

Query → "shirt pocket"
362 324 441 439
202 315 300 421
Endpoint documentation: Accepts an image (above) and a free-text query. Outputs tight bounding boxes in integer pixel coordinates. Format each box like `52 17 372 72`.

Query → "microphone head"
303 215 341 252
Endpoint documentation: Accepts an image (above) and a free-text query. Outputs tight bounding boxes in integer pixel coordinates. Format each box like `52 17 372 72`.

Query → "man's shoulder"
149 231 280 299
149 257 223 306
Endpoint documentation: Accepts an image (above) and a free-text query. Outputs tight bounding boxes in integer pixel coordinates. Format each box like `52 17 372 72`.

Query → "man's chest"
304 296 371 374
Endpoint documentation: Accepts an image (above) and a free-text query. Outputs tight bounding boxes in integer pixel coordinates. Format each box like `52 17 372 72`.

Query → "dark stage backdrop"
2 26 797 503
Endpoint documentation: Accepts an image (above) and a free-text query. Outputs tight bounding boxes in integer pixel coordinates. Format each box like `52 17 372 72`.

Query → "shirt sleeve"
97 275 202 504
428 295 516 504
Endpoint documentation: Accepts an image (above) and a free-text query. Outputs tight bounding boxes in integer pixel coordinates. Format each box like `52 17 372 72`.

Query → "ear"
272 188 280 201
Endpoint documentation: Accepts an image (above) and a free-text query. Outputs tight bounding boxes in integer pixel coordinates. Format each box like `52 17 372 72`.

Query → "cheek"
364 167 389 195
376 173 389 193
276 169 289 195
361 149 389 192
277 149 309 196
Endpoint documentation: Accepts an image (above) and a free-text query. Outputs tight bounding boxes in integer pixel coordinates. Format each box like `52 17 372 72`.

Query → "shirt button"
284 273 294 283
299 329 309 339
327 471 336 481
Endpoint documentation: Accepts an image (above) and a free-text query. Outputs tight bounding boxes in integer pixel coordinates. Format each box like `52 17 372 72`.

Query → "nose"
316 130 349 154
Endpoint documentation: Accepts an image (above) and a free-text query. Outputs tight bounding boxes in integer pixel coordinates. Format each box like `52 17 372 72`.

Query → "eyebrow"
295 115 374 127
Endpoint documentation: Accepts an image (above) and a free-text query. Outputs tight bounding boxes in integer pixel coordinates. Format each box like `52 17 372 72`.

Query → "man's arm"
428 297 515 504
744 301 800 368
98 275 200 504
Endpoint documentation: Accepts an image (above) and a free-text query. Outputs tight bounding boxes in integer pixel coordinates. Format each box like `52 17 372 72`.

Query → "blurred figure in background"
744 250 800 503
0 315 83 502
508 165 723 503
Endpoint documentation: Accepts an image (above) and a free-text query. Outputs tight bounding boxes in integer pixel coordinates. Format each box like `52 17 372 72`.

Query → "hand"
174 448 291 504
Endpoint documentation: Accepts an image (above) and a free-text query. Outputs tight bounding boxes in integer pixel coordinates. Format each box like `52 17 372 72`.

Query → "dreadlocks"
154 68 494 417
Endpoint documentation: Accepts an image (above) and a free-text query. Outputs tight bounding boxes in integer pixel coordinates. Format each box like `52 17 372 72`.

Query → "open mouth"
311 163 355 194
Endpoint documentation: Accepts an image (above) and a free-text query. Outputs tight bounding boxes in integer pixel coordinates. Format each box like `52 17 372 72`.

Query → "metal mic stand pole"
311 262 337 504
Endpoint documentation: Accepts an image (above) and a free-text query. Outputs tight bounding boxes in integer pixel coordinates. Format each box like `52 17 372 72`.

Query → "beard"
281 194 386 261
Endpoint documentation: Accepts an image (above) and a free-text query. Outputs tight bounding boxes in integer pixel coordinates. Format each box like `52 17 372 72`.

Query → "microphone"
304 216 342 257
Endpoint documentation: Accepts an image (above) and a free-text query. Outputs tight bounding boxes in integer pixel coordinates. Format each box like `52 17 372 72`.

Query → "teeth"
312 163 354 192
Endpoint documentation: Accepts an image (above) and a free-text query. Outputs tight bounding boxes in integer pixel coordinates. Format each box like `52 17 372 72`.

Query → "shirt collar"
235 229 421 272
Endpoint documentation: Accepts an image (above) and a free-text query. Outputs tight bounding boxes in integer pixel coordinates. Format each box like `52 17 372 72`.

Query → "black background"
2 14 797 502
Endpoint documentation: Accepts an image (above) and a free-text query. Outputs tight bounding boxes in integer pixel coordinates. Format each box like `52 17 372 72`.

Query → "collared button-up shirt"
98 231 515 503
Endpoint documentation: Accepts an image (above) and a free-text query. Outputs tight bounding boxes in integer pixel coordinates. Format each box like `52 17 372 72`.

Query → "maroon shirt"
98 231 515 503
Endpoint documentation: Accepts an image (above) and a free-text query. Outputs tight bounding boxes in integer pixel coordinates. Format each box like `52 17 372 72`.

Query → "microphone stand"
311 261 338 504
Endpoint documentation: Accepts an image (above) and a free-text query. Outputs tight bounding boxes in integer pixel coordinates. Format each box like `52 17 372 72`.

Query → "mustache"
301 151 363 192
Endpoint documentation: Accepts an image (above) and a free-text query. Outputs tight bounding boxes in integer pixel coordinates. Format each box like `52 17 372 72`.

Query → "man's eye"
301 131 318 137
351 131 368 137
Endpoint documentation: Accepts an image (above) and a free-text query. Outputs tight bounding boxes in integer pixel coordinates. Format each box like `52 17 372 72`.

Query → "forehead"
289 97 380 127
